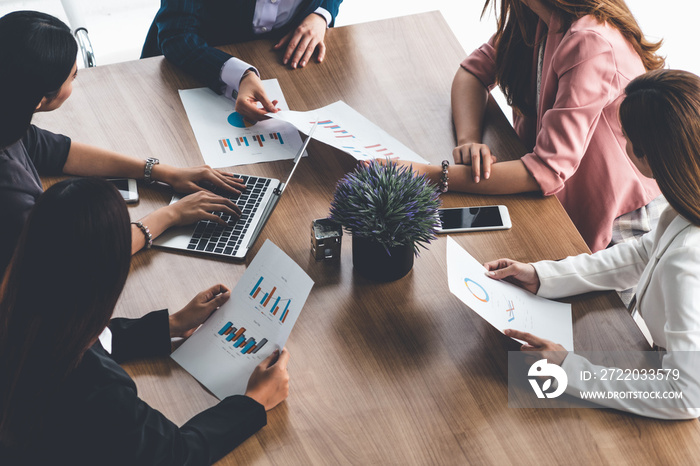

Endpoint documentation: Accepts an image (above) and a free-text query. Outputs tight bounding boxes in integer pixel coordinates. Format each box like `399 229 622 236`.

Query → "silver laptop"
154 121 317 259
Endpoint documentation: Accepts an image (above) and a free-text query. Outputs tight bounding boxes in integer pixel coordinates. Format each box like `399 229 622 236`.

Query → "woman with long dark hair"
0 177 290 464
486 69 700 419
0 10 245 276
389 0 665 253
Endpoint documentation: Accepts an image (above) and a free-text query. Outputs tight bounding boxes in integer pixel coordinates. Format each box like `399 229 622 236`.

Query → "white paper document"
268 101 429 164
446 237 574 351
179 79 304 168
171 240 314 399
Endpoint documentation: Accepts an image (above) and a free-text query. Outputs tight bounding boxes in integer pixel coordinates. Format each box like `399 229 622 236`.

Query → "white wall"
0 0 696 73
334 0 699 121
336 1 699 74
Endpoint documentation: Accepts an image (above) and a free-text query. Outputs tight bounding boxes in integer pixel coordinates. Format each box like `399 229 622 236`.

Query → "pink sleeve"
522 30 617 195
460 34 497 91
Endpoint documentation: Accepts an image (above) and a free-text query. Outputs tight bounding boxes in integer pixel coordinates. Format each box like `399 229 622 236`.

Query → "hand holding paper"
171 240 313 399
179 79 304 168
484 258 541 294
503 329 568 365
245 348 291 411
236 72 279 121
169 284 231 338
446 237 574 351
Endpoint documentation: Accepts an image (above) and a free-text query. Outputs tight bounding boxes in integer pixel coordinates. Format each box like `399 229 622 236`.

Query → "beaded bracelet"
131 221 153 249
439 160 449 193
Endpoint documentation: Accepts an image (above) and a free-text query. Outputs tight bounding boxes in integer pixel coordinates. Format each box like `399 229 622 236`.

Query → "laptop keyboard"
186 175 271 256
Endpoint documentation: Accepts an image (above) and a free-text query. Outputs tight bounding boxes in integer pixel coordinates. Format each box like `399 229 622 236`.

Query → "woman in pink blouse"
395 0 665 252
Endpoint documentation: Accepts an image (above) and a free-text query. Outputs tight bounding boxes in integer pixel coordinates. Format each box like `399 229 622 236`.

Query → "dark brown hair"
620 69 700 226
0 178 131 446
483 0 664 116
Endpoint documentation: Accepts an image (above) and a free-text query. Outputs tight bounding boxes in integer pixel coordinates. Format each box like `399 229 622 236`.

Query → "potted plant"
329 160 442 282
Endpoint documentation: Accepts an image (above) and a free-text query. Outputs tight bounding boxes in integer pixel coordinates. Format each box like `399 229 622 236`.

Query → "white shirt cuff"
314 7 331 27
98 326 112 354
220 57 260 100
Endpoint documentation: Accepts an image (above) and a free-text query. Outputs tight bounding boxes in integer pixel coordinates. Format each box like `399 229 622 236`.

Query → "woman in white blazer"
485 69 700 419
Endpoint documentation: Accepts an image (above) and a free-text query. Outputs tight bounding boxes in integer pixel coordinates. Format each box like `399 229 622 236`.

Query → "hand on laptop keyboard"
158 165 247 197
168 190 242 227
186 175 271 255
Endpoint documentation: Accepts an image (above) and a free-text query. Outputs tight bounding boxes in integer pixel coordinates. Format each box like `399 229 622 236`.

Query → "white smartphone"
107 178 139 204
436 205 511 233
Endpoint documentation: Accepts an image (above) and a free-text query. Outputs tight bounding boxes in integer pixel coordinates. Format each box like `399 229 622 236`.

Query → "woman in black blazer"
0 178 290 465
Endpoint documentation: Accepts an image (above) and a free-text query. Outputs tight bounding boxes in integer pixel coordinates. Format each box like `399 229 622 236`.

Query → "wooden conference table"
35 11 700 466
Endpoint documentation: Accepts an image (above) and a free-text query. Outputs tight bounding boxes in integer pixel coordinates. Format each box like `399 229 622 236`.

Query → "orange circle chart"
464 278 489 302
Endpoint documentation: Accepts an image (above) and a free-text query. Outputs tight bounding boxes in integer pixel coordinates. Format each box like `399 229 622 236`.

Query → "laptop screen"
278 119 318 196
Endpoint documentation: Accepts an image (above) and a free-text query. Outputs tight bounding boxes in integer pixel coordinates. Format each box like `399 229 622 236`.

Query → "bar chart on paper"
249 276 293 324
219 131 286 152
269 101 429 163
179 79 304 168
315 119 396 158
218 321 269 354
171 240 314 399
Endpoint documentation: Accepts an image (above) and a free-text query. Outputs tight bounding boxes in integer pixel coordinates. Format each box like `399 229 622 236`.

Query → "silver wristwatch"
144 157 159 184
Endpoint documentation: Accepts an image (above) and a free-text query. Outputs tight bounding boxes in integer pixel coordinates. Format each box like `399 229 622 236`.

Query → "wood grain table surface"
34 11 700 465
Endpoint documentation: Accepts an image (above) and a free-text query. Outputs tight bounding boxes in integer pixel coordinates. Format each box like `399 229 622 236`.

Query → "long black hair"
0 178 132 447
0 11 77 148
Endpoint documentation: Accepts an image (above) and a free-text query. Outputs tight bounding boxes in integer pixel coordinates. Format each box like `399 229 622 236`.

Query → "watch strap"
144 157 159 184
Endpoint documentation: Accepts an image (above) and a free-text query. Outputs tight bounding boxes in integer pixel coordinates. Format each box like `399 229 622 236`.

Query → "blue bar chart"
249 276 292 323
218 321 268 354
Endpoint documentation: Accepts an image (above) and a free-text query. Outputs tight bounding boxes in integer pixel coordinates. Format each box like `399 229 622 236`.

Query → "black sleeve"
86 381 267 465
22 125 71 175
109 310 172 363
319 0 343 25
0 186 33 276
154 0 233 93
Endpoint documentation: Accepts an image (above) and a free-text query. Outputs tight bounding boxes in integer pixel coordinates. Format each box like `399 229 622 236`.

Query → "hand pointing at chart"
236 72 280 121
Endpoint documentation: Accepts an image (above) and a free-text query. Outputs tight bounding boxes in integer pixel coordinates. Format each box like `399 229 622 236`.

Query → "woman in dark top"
0 178 290 465
0 10 247 275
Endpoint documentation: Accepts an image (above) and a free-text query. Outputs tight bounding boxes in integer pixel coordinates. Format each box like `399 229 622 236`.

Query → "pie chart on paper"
228 112 255 128
178 80 305 168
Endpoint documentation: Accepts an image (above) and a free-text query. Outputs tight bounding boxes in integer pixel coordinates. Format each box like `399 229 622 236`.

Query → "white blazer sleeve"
533 233 654 299
559 246 700 419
